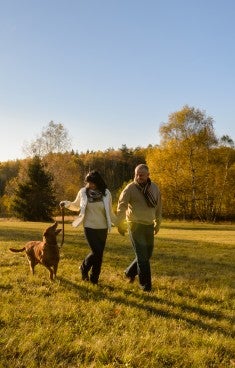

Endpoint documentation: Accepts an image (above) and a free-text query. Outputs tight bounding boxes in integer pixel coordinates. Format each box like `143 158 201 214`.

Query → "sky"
1 0 235 162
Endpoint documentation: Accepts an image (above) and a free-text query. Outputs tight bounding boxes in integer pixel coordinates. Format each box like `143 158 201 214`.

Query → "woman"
60 170 116 284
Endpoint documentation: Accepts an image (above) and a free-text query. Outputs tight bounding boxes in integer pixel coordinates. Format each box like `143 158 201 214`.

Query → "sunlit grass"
0 220 234 367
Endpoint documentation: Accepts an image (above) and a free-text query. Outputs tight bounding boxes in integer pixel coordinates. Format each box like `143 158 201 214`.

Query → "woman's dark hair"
85 170 107 195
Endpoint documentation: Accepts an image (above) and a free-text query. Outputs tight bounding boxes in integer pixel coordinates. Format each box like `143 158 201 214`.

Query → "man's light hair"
135 164 149 173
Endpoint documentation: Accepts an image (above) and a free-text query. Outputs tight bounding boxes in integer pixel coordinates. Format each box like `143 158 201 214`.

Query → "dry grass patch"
0 220 234 367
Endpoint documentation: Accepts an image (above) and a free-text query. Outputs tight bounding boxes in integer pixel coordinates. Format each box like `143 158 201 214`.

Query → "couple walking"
60 164 162 292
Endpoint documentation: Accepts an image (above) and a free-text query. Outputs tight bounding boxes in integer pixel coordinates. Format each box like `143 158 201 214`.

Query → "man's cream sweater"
116 181 162 230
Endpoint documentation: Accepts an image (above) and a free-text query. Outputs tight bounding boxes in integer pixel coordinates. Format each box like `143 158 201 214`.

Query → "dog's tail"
9 247 26 253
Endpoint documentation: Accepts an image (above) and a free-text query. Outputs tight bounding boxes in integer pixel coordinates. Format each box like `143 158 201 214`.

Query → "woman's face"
86 181 97 190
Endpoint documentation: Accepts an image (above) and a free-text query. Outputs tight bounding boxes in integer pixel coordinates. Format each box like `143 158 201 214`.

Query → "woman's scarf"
135 178 157 208
72 188 112 231
86 188 103 202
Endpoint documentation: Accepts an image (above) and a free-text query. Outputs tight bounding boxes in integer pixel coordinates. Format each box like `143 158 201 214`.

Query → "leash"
59 205 65 248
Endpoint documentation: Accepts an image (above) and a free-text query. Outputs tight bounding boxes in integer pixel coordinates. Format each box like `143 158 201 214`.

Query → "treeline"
0 146 147 219
0 106 235 222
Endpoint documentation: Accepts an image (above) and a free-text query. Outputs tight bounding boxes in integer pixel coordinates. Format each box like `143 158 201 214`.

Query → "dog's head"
43 222 62 243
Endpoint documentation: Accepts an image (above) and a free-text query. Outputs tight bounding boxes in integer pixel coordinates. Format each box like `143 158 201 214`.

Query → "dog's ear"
55 229 62 235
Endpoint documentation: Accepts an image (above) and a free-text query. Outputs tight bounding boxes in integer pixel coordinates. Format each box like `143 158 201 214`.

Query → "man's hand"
117 221 127 236
118 226 126 236
59 201 66 208
154 225 159 235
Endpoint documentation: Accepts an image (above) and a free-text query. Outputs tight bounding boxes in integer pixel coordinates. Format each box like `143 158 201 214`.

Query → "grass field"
0 220 234 368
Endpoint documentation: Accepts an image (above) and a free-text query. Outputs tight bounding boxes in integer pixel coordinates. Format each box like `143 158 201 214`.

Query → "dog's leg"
53 264 58 278
45 266 54 280
49 268 54 280
26 255 36 275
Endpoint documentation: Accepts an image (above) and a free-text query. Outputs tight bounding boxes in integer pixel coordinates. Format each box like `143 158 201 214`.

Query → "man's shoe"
90 279 98 285
90 275 98 285
79 265 89 281
141 285 152 292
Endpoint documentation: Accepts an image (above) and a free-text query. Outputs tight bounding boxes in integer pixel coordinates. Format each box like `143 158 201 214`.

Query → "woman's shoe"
79 265 89 281
124 271 135 283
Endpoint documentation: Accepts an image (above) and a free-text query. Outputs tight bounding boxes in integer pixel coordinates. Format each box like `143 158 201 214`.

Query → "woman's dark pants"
125 222 154 291
82 227 108 284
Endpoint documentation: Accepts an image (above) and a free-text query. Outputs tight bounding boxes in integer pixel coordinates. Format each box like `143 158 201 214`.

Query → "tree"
0 160 20 216
0 160 20 196
42 152 84 202
23 121 72 157
210 135 235 221
12 156 56 221
148 105 219 220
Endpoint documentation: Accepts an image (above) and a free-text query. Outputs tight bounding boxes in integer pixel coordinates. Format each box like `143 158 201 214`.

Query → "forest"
0 105 235 222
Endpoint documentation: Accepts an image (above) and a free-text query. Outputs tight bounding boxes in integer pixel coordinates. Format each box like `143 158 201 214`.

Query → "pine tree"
12 156 56 221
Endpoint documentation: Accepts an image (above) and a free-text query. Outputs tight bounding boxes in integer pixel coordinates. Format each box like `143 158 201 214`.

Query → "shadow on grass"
61 234 234 291
1 222 234 346
0 283 13 291
57 276 234 340
0 228 41 242
156 250 235 273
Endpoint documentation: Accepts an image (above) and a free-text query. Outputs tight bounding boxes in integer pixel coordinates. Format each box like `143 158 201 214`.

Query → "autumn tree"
147 105 219 220
23 121 72 157
209 136 235 221
12 156 56 221
0 160 21 216
42 151 84 203
0 160 20 196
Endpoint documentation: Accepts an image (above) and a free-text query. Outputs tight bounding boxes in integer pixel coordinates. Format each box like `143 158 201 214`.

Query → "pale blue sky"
1 0 235 161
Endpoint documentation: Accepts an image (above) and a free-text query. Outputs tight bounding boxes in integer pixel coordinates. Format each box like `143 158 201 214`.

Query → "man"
116 164 162 292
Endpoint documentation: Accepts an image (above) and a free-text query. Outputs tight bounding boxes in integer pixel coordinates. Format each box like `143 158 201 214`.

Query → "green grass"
0 220 234 368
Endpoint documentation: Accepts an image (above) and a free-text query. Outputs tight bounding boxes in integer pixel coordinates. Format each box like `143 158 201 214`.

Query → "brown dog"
9 222 62 280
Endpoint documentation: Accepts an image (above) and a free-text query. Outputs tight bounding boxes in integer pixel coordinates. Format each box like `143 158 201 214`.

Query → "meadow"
0 220 234 368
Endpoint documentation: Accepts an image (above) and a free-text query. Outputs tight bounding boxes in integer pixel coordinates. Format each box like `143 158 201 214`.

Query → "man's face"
135 169 149 184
